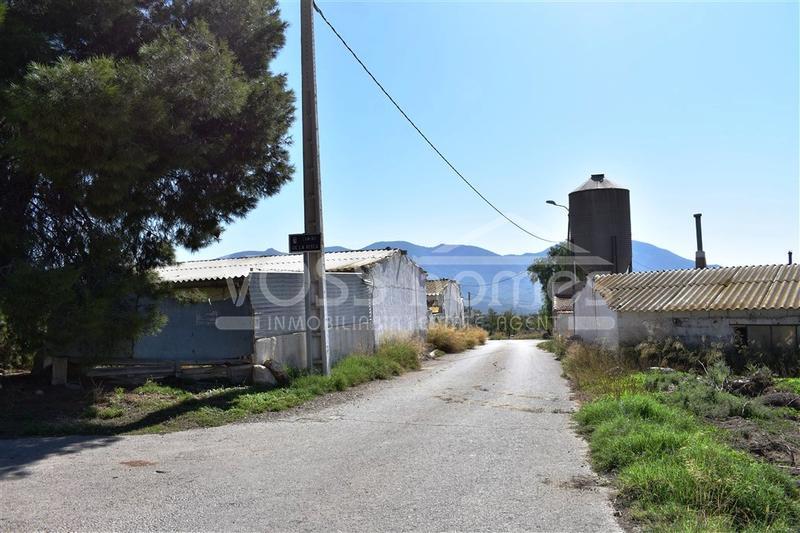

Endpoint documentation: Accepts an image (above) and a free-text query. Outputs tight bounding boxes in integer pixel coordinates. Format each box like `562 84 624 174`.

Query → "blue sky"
177 0 799 267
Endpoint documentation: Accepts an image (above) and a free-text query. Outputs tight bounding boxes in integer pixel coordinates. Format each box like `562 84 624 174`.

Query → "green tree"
527 242 575 328
485 308 498 335
0 1 294 367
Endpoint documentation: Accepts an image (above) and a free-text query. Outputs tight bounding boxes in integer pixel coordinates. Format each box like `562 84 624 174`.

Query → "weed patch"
84 405 125 420
644 372 776 420
562 341 800 531
577 394 800 531
538 336 569 359
561 343 640 397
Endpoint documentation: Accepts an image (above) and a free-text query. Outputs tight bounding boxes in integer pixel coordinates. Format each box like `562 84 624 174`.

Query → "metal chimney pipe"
694 213 707 269
789 251 794 265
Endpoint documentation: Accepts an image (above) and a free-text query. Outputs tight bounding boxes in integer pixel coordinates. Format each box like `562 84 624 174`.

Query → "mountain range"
219 240 701 311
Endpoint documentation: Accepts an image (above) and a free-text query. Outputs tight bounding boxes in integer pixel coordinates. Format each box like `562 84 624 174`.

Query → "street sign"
289 233 322 253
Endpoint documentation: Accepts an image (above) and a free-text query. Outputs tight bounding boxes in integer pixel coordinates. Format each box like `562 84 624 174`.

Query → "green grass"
133 380 193 399
576 394 800 531
84 405 125 420
557 341 800 531
0 339 423 436
776 378 800 395
644 371 775 420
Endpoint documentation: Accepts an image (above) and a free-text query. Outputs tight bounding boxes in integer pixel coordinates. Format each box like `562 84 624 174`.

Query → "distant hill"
220 240 702 311
221 247 286 258
632 241 698 270
220 245 351 257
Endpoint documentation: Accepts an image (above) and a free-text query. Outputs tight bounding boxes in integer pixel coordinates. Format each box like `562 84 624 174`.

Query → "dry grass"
426 324 488 353
561 342 641 398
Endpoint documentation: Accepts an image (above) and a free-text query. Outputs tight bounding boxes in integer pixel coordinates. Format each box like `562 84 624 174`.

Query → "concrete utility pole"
301 0 330 374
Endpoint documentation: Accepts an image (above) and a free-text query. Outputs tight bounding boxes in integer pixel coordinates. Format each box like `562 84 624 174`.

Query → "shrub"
463 326 488 347
730 344 800 377
729 364 775 397
644 371 775 420
635 338 723 372
426 324 487 353
377 337 421 370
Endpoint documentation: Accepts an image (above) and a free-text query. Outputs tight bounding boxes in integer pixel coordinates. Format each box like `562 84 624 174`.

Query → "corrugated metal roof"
425 279 453 296
594 264 800 312
156 249 400 283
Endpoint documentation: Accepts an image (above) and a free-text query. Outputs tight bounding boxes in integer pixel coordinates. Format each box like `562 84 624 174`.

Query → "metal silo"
568 174 632 275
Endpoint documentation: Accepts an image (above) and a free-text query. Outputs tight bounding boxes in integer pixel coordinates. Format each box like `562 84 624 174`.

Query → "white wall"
569 277 800 349
427 282 465 327
364 253 428 343
617 309 800 348
438 283 465 327
254 327 375 369
571 279 620 348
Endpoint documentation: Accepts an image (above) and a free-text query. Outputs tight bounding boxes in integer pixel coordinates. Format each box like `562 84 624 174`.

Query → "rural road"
0 340 621 532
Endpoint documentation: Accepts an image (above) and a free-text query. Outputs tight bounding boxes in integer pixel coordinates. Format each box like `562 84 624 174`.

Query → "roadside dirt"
714 415 800 480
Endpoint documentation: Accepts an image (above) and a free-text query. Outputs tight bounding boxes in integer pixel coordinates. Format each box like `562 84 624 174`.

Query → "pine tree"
0 1 294 366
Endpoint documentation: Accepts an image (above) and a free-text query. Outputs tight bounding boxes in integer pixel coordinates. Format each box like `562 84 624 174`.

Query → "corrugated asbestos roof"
553 295 574 313
156 249 400 283
425 279 453 296
593 264 800 312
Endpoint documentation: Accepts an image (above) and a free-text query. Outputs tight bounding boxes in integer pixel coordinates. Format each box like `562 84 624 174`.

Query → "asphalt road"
0 340 621 532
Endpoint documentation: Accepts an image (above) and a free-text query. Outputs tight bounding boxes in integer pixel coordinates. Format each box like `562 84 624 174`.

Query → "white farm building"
556 264 800 361
133 249 428 369
426 279 465 327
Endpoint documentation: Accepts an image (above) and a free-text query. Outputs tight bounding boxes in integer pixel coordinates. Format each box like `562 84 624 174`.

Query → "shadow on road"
0 435 122 479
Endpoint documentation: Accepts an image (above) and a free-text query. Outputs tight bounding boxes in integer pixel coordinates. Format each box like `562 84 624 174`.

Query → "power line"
312 2 557 244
